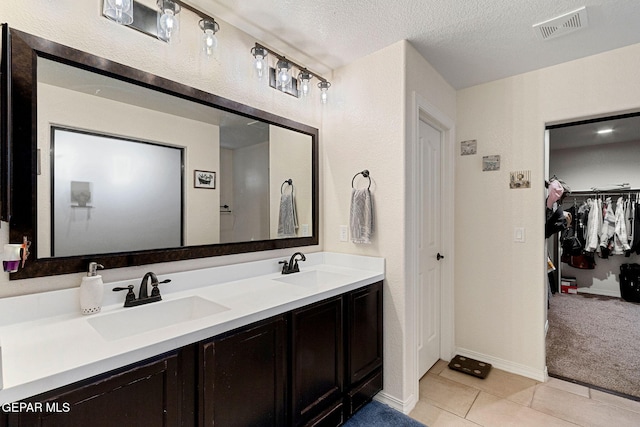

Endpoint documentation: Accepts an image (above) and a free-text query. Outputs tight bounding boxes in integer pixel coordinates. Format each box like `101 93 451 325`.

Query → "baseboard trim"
374 390 417 415
455 347 547 382
577 288 620 298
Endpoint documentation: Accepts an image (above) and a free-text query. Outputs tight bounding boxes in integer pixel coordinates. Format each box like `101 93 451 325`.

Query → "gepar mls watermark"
2 401 71 413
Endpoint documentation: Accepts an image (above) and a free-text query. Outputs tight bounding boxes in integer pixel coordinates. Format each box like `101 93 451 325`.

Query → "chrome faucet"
113 272 171 307
279 252 306 274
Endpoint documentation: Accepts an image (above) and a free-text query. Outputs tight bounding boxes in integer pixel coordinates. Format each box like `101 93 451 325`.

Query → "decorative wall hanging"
460 139 477 155
482 155 500 171
510 170 531 189
195 170 216 189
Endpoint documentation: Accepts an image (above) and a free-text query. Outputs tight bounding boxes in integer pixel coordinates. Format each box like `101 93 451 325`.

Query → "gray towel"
277 192 298 237
350 188 374 244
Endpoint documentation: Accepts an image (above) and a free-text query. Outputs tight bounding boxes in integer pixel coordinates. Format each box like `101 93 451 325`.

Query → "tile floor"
409 360 640 427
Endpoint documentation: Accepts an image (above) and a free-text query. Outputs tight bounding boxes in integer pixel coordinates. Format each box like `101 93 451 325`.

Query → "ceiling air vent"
533 6 588 41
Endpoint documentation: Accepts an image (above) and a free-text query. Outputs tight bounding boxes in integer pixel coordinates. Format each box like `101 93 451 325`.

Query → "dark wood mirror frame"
1 25 319 280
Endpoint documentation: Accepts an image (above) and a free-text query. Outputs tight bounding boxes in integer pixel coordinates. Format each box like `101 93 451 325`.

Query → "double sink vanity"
0 252 384 426
0 26 383 426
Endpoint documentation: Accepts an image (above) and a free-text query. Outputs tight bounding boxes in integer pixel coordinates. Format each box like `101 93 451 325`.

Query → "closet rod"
566 188 640 197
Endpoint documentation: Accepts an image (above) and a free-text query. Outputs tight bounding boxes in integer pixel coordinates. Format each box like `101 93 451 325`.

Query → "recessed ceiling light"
597 129 613 135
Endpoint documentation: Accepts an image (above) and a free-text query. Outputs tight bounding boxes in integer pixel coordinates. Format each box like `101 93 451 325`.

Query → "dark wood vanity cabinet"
199 315 287 427
6 349 187 427
4 281 383 427
291 296 344 426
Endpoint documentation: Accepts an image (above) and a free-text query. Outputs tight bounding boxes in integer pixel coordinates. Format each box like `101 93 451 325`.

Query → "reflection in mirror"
51 128 184 257
35 56 313 258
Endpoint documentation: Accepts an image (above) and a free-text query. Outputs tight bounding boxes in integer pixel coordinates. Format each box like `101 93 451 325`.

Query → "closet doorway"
546 112 640 400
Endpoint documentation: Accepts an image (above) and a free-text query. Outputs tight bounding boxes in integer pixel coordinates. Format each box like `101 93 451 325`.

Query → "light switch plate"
514 227 525 243
339 225 348 242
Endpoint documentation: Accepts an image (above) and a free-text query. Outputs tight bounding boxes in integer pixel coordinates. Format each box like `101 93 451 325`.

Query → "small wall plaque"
461 139 477 155
510 170 531 189
482 155 500 171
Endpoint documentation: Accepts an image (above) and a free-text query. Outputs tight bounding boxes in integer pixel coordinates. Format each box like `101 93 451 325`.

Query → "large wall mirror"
1 26 318 279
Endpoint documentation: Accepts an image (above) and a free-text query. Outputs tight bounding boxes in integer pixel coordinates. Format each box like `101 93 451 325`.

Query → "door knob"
436 253 444 261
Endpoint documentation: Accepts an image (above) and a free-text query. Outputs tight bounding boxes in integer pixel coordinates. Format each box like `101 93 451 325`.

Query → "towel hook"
351 170 371 190
281 178 293 194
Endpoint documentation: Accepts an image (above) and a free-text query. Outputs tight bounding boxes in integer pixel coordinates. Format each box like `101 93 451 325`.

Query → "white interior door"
417 118 442 378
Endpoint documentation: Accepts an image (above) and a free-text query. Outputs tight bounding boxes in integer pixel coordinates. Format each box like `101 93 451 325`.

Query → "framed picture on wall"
195 170 216 189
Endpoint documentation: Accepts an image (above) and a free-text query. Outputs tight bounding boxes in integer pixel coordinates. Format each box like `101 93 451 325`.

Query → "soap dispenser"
80 262 104 315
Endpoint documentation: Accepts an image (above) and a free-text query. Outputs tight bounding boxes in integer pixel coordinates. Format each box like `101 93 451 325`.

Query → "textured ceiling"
188 0 640 89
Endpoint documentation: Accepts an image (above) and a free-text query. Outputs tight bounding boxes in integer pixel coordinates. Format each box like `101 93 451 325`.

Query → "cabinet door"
199 315 286 427
346 281 383 384
291 296 344 427
8 351 183 427
346 281 383 416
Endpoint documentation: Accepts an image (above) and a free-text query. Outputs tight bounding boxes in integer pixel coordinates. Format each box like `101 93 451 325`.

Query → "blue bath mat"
343 401 427 426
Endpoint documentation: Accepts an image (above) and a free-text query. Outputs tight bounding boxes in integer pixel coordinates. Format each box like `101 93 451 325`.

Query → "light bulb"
254 57 266 79
320 89 328 104
318 81 331 104
160 11 177 39
199 19 220 57
202 30 217 56
251 46 269 80
279 70 291 85
276 60 292 91
104 0 133 25
298 71 312 98
157 0 180 42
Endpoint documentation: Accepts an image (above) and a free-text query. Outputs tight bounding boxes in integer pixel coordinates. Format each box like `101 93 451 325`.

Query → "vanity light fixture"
199 18 220 56
597 128 613 134
103 0 134 25
102 1 222 51
251 46 268 80
251 42 331 103
157 0 181 42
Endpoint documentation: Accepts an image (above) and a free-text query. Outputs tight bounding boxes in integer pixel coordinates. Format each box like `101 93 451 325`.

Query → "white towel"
350 188 374 244
277 192 298 237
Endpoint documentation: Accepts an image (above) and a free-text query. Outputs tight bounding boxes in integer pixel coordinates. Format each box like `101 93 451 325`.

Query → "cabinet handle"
436 253 444 261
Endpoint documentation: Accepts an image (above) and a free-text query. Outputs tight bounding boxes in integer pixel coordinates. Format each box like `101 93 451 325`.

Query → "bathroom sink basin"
273 270 351 286
87 296 229 341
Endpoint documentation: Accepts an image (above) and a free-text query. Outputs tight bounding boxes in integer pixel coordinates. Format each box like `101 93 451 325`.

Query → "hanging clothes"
585 198 602 253
599 197 615 257
613 197 631 255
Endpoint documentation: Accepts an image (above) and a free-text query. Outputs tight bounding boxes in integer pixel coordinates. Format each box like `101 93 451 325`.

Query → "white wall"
269 125 313 238
0 0 322 296
551 140 640 191
456 42 640 380
323 40 456 410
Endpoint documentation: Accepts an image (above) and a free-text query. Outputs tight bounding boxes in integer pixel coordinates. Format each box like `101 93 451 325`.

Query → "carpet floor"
343 401 426 427
546 292 640 399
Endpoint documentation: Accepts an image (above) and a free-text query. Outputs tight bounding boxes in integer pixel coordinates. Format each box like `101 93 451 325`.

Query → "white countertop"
0 252 384 404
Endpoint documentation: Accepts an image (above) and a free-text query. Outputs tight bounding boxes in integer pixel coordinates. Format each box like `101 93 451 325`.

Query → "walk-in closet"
546 113 640 401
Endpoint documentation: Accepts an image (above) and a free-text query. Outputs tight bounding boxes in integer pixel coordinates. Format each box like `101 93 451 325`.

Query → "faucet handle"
151 279 171 297
279 260 289 273
113 285 135 305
